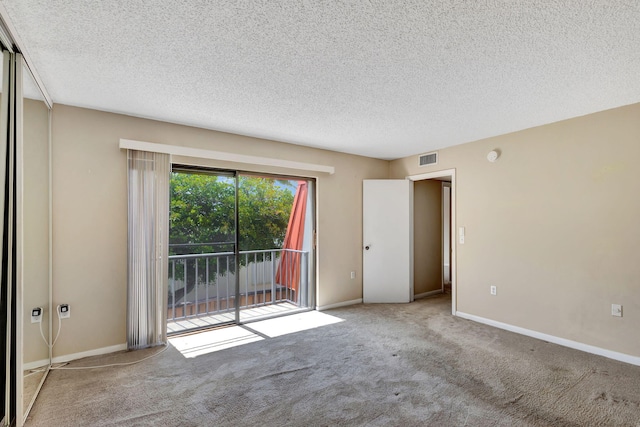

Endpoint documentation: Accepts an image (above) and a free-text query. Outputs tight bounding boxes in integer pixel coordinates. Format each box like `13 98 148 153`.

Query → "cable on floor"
34 305 169 370
49 344 169 370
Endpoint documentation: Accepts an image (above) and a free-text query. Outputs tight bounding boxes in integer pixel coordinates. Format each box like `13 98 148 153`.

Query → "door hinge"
313 230 317 249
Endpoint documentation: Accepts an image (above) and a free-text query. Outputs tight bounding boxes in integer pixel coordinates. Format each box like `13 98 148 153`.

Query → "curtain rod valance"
119 138 335 175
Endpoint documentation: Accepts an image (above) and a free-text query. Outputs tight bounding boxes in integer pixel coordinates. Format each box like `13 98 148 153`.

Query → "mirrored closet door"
0 44 11 427
0 14 53 427
21 59 52 423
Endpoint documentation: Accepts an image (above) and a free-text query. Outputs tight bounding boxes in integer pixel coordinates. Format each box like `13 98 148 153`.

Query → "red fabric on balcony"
275 181 308 292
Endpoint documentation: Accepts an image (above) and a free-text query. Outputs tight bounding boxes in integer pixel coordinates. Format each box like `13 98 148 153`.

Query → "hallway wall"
413 180 442 296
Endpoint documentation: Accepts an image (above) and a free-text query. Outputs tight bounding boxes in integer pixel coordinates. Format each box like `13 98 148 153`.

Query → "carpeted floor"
25 295 640 426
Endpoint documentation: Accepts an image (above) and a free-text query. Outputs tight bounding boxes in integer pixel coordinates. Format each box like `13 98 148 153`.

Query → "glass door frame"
169 165 239 330
167 164 316 334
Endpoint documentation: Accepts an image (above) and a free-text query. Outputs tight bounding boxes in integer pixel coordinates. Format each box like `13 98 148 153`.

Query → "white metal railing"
167 249 309 324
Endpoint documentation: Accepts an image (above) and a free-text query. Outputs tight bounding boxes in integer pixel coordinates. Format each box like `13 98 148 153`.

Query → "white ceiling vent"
419 152 438 167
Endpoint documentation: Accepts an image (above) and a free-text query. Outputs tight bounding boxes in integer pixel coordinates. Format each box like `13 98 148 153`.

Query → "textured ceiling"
3 1 640 160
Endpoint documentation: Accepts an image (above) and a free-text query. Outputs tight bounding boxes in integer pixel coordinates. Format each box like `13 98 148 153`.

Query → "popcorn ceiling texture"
4 1 640 159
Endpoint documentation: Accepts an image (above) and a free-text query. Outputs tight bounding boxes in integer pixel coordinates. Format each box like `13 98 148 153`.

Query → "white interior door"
363 180 413 303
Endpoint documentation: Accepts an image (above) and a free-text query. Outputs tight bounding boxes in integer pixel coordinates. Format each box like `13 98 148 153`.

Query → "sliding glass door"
167 169 238 332
237 175 315 322
167 167 315 334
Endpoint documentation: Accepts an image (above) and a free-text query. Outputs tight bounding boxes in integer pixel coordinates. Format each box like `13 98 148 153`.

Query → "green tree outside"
168 171 298 307
169 172 296 255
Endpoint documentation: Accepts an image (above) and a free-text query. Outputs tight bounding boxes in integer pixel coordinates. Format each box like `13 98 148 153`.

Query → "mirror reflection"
22 62 51 417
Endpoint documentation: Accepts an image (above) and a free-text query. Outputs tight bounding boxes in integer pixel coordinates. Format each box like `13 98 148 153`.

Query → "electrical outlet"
31 307 43 323
59 304 71 319
350 271 356 279
490 286 497 296
611 304 622 317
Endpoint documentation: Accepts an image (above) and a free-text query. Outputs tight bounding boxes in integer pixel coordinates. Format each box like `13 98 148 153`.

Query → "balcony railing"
167 249 309 324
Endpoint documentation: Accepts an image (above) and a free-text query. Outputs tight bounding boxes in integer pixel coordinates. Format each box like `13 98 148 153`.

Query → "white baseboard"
414 290 443 300
317 298 362 311
52 343 128 365
456 311 640 367
23 358 50 371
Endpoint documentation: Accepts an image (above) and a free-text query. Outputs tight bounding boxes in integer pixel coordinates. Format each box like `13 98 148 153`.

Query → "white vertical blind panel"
127 150 169 349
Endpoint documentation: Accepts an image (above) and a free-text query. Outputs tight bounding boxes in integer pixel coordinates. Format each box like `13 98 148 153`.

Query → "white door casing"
362 179 413 303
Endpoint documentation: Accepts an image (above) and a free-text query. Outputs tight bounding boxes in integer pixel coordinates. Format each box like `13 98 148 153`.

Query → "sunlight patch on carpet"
246 311 344 338
169 312 344 358
169 326 263 358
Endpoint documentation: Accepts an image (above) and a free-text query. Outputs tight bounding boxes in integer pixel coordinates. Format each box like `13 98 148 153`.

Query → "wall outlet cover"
611 304 622 317
31 307 43 323
59 304 71 319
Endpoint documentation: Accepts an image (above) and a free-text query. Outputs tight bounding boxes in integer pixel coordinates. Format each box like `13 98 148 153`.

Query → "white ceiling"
3 1 640 160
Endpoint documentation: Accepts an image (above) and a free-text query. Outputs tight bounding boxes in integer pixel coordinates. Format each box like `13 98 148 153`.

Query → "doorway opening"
408 169 456 315
167 166 316 334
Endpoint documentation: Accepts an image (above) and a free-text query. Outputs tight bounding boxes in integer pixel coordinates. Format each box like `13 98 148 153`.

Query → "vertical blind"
126 150 169 349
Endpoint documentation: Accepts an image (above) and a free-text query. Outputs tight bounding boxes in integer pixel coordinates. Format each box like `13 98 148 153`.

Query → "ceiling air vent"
419 152 438 166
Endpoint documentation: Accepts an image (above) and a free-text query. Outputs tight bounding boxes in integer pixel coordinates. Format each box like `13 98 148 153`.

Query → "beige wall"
51 104 388 357
49 101 640 360
390 103 640 357
23 98 50 364
413 180 442 295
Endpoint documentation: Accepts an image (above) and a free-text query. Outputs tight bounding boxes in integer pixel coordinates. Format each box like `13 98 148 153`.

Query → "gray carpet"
25 295 640 426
